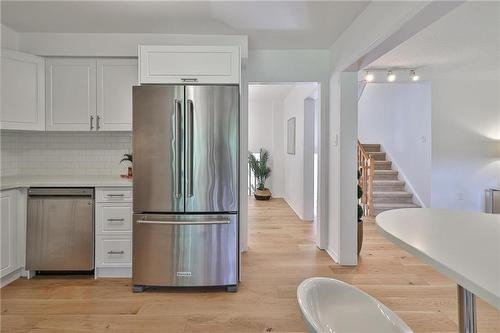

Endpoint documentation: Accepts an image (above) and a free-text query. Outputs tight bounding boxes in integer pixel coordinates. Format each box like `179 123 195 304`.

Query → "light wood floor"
1 198 499 332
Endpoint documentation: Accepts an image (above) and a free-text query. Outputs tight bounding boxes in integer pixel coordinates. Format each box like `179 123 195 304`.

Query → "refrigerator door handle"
136 219 230 225
174 99 183 199
186 99 194 197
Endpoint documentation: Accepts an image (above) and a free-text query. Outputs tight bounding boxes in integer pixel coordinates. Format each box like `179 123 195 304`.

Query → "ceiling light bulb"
387 71 396 82
364 71 374 82
410 70 420 81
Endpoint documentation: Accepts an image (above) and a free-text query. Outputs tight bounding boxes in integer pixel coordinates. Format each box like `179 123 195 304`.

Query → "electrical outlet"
458 192 464 201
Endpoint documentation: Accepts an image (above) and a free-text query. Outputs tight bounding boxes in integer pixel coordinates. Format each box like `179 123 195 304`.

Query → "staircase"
362 143 420 216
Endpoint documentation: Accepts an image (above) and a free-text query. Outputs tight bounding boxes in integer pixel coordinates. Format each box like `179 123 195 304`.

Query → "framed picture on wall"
287 117 296 155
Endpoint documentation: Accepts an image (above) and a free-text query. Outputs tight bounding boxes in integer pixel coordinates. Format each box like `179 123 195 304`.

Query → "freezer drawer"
132 213 238 287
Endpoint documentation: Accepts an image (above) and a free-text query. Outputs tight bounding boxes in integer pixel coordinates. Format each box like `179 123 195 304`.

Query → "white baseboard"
284 197 306 220
326 247 339 264
1 268 22 287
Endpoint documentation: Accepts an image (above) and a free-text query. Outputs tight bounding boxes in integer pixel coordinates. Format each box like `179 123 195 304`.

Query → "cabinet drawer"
96 203 132 233
96 188 132 202
95 236 132 267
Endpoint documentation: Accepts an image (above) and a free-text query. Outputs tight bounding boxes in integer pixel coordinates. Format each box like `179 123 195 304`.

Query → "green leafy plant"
357 170 364 222
120 153 133 164
248 149 271 191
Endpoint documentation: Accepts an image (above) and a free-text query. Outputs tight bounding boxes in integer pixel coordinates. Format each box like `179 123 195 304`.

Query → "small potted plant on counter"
120 153 133 178
248 149 272 200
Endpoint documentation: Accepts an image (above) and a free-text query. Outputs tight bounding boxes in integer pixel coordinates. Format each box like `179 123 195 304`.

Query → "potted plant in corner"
120 153 133 178
357 170 364 255
248 149 272 200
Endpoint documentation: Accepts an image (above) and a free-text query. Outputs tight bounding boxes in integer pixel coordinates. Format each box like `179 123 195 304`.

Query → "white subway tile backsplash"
1 131 132 177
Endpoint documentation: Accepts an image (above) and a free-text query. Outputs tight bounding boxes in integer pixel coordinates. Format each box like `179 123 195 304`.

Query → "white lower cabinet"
94 187 132 278
0 189 27 287
96 236 132 266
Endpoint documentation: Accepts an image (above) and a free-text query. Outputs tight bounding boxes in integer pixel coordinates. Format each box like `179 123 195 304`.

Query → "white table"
376 208 500 333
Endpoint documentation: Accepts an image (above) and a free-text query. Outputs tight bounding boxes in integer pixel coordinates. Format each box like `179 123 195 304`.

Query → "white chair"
297 277 413 333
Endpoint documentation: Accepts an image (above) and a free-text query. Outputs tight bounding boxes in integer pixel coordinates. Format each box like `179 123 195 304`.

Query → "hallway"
1 199 498 332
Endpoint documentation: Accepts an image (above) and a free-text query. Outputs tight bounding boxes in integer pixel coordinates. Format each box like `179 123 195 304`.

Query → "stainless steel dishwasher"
26 188 94 271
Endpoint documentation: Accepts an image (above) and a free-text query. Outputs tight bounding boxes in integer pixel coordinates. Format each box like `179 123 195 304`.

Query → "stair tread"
374 203 420 208
373 180 404 184
373 191 412 196
375 170 398 174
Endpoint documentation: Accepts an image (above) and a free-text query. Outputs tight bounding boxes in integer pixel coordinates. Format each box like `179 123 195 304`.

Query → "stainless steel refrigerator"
132 85 239 292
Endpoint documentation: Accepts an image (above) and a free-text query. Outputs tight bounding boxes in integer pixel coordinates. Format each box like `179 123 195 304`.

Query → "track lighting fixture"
364 70 374 82
387 70 396 82
410 70 420 81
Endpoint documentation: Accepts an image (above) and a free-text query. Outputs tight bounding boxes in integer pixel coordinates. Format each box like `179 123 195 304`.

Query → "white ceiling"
0 1 369 49
368 2 500 79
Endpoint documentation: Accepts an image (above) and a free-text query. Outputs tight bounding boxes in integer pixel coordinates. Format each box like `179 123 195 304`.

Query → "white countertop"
376 208 500 310
1 175 132 190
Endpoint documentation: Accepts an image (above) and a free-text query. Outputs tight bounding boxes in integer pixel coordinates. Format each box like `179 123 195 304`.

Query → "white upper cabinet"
1 49 45 131
96 59 137 131
139 45 240 84
45 58 97 131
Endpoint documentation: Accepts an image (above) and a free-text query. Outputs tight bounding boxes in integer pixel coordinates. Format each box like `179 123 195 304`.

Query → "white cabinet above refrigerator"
139 45 240 84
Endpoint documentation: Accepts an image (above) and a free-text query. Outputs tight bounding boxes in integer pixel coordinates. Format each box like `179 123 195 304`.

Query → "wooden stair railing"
357 140 375 217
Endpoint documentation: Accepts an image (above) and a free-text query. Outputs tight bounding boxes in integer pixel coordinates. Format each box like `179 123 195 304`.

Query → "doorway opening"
247 82 321 246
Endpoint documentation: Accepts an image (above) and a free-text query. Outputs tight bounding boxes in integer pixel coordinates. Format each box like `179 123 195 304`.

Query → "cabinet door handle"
90 115 94 130
107 250 124 255
107 218 125 222
96 115 101 130
106 194 125 197
181 78 198 82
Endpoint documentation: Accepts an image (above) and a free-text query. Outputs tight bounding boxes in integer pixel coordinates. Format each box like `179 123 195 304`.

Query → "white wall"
1 24 19 50
16 32 247 58
248 98 285 197
0 131 131 177
431 78 500 212
358 83 432 207
283 84 318 220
